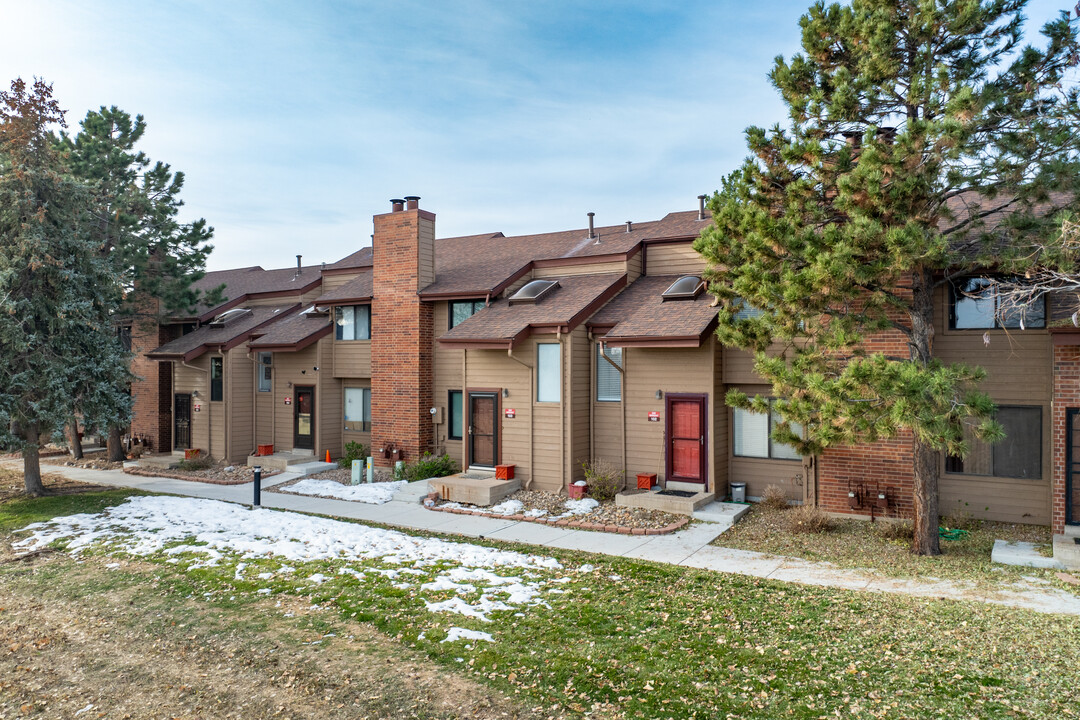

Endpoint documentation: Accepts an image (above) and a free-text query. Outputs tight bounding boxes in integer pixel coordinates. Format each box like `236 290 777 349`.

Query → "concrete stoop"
246 451 317 471
287 461 338 477
992 539 1064 570
428 473 520 506
615 488 716 516
1053 531 1080 571
133 454 181 470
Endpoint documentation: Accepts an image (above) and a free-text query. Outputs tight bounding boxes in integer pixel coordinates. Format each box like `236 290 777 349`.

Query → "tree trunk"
23 423 46 496
911 435 941 555
107 424 125 462
909 265 941 555
66 419 84 459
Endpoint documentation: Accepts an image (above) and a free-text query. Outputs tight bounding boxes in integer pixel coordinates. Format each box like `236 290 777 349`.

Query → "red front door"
666 394 707 488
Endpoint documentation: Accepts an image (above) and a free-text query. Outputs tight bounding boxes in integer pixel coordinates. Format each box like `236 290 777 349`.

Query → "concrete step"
692 501 751 525
135 454 181 470
286 461 337 477
1053 534 1080 571
247 452 317 471
615 488 715 516
429 474 520 506
1064 525 1080 539
992 539 1064 570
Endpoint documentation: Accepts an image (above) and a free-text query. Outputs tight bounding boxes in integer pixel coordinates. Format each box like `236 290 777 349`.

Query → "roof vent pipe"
391 198 405 212
404 195 420 210
625 221 632 233
587 212 596 240
697 195 707 221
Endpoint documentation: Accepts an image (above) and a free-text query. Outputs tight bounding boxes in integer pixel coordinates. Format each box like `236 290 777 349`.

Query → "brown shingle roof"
439 273 627 348
315 271 373 304
325 247 373 271
148 304 300 360
587 275 718 347
248 310 332 352
179 264 325 321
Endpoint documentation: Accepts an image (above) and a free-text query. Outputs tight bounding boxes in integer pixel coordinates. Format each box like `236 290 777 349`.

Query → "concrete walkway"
9 460 1080 616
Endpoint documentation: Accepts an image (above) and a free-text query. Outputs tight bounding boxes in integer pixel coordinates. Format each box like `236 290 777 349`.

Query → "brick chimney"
371 196 435 466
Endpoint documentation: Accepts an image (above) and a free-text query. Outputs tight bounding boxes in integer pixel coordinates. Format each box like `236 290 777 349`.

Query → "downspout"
218 348 228 461
506 345 534 491
588 331 595 474
180 357 209 457
599 340 627 483
558 328 565 491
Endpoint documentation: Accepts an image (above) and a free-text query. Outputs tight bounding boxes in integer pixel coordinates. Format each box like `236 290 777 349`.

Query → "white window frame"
732 400 802 461
257 352 272 392
335 304 371 341
595 344 622 402
536 343 561 403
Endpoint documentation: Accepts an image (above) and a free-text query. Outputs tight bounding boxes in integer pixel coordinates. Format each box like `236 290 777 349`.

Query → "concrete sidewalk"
9 461 1080 616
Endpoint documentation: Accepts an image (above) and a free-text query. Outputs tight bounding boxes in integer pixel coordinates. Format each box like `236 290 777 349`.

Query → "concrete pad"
546 529 652 556
622 524 728 564
415 514 519 538
484 522 577 546
993 539 1064 570
768 563 872 590
1052 534 1080 570
429 475 520 506
616 489 715 515
393 479 434 503
679 546 786 578
692 501 750 524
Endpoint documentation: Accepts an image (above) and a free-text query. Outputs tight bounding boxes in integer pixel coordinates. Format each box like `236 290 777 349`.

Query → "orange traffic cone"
325 449 331 463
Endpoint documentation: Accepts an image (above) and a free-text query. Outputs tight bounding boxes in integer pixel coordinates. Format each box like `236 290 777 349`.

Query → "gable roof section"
439 273 627 349
248 310 333 352
587 275 718 347
147 304 300 361
315 270 373 304
323 246 373 273
175 263 325 323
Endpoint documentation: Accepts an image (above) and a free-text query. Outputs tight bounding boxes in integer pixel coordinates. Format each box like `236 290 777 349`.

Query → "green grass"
5 488 1080 719
0 487 147 533
713 504 1078 594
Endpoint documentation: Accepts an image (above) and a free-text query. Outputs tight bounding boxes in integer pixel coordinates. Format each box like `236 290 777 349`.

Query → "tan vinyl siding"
255 357 275 447
934 285 1052 522
729 456 804 500
173 358 209 455
623 342 715 486
433 302 464 464
418 217 435 289
332 340 371 378
626 251 642 282
533 260 626 279
713 338 728 498
568 327 591 484
321 271 363 293
645 242 704 276
463 346 537 486
227 347 254 462
318 339 342 458
272 345 321 451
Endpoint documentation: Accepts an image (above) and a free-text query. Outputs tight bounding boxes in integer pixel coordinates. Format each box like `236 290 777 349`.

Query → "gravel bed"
436 489 683 531
43 452 124 471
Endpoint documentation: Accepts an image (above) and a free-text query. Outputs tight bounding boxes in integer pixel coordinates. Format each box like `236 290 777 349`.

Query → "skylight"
661 276 704 301
209 308 252 327
509 279 559 305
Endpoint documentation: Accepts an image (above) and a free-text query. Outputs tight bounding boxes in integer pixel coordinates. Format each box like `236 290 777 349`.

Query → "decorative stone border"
421 492 690 535
122 466 280 486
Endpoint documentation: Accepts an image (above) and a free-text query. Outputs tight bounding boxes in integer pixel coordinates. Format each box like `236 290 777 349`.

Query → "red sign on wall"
193 404 202 413
647 411 660 422
284 396 292 405
504 408 516 418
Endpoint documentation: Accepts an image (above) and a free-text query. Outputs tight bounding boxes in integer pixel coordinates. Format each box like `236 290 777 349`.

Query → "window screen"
344 387 371 432
448 390 463 439
946 406 1041 479
596 345 622 402
537 344 561 402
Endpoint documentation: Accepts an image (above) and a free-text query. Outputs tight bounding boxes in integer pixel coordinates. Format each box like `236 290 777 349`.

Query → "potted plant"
568 480 588 500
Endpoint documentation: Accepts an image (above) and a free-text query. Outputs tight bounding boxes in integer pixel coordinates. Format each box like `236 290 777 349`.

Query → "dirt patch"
0 468 102 503
42 451 124 472
435 489 686 532
0 550 548 720
123 460 280 485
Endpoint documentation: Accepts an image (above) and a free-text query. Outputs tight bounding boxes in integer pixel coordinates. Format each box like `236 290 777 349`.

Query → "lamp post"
253 465 262 506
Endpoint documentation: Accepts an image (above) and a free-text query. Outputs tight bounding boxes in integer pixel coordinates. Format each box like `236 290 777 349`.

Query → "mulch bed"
123 462 280 485
427 488 690 536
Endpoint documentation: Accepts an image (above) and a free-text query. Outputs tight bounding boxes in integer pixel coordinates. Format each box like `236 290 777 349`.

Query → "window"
950 278 1046 330
596 344 622 402
945 406 1042 479
450 300 485 328
510 280 559 305
334 305 371 340
210 357 223 402
661 276 704 301
257 352 272 392
536 343 561 402
344 387 371 432
448 390 463 439
734 298 766 321
732 400 802 460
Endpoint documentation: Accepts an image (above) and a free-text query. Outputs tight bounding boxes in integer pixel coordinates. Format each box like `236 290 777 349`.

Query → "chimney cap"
403 195 421 201
390 198 406 204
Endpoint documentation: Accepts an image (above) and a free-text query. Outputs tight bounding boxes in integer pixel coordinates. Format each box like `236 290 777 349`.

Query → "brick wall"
129 307 175 453
1052 342 1079 533
818 435 915 518
370 201 435 467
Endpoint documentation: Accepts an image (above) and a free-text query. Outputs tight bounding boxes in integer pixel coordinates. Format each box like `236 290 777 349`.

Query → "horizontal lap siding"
533 261 626 279
332 341 371 378
273 346 320 451
465 347 536 486
173 360 209 454
321 272 361 293
624 344 714 484
569 327 590 484
227 348 254 462
713 340 728 498
592 402 623 471
434 302 463 465
933 285 1052 524
319 340 342 459
645 242 704 276
730 457 804 501
626 252 642 282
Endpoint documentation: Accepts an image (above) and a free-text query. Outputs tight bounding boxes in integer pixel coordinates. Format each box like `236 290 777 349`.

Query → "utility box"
730 481 747 503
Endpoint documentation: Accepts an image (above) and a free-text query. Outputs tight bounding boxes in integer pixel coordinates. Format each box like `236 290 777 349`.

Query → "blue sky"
3 1 1071 270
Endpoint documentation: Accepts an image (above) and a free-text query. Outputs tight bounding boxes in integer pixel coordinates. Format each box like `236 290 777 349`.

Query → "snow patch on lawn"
16 495 565 625
489 499 523 515
442 627 495 643
280 478 407 504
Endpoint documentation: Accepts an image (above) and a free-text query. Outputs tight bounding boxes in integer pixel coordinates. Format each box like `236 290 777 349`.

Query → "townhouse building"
130 196 1079 536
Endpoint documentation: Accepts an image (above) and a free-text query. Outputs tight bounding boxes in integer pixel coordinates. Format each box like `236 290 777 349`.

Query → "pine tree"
0 79 129 494
696 1 1080 554
56 106 216 460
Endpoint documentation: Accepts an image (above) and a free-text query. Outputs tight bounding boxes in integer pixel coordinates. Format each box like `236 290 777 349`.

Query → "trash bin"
730 481 747 503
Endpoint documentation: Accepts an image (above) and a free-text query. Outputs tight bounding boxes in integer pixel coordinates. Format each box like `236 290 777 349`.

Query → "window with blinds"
595 344 622 402
732 401 802 460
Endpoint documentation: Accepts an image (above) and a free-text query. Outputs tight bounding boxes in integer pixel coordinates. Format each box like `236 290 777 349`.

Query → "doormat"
656 489 696 498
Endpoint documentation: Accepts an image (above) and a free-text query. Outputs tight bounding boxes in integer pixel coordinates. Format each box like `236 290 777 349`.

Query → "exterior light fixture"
655 390 663 399
502 388 510 398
